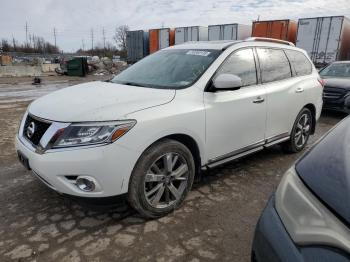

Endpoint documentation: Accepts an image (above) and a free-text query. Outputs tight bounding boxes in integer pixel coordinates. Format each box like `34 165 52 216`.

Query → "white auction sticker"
186 50 211 56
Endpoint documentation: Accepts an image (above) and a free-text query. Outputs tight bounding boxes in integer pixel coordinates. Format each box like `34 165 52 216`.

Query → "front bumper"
15 135 139 198
323 97 350 114
252 196 350 262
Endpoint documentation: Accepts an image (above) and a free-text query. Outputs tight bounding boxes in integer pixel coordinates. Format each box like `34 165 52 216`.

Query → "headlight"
276 167 350 253
51 120 136 148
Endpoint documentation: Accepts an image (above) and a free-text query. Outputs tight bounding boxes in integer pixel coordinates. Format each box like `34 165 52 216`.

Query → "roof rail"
245 37 295 46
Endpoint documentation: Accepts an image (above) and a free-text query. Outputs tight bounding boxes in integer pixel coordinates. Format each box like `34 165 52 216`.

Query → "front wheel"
282 108 313 153
128 139 195 218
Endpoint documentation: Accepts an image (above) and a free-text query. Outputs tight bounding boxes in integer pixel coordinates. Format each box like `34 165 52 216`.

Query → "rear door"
190 27 199 41
175 28 185 45
204 48 267 161
257 48 305 140
223 24 236 40
296 18 318 61
159 29 169 49
209 25 221 41
270 21 288 40
324 17 343 64
253 22 269 37
315 17 332 64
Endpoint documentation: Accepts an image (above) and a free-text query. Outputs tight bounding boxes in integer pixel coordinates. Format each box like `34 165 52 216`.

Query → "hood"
323 78 350 90
28 81 175 122
296 117 350 225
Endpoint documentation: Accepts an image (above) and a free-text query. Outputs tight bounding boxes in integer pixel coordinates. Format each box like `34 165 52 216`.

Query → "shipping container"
208 23 251 41
0 55 12 66
252 20 297 43
296 16 350 66
149 28 175 54
175 26 208 45
126 30 149 63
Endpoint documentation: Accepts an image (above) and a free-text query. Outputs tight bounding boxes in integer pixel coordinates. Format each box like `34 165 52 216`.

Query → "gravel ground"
0 77 346 262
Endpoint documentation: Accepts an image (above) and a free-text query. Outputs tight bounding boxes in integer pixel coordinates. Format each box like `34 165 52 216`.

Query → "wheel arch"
138 133 203 178
163 134 202 176
304 103 317 134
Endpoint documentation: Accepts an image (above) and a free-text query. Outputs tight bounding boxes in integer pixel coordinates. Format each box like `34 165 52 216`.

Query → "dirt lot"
0 77 346 262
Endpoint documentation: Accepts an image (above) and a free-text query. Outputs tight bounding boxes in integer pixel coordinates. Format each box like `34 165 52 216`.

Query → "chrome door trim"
204 132 290 169
207 140 265 164
265 132 290 144
206 146 264 169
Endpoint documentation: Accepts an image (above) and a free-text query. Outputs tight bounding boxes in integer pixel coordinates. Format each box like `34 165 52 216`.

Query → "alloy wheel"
295 113 311 148
144 152 189 209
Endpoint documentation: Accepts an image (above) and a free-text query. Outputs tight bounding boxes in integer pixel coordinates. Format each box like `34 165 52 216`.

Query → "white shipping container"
175 26 208 45
296 16 350 66
208 24 252 41
159 28 170 49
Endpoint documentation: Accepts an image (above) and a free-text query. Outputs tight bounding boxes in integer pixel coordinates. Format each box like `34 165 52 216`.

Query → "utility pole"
91 28 94 54
12 35 16 51
102 28 106 50
82 39 85 52
53 27 57 48
25 22 28 47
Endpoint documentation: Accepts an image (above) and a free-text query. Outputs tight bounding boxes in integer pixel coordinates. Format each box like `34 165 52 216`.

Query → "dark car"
320 61 350 113
252 111 350 262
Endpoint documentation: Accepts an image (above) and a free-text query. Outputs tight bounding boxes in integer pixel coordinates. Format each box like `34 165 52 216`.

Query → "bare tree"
114 25 129 51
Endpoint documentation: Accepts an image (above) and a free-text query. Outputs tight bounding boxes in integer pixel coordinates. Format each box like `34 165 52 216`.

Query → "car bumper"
323 98 350 114
252 196 350 262
15 135 140 198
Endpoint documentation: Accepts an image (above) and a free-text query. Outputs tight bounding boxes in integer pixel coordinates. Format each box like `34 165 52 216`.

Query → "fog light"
76 176 96 192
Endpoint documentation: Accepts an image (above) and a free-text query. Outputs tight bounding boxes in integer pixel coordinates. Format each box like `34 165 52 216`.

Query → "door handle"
296 87 304 93
253 96 265 104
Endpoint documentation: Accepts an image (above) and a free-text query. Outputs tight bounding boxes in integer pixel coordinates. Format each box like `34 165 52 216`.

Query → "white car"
16 38 323 218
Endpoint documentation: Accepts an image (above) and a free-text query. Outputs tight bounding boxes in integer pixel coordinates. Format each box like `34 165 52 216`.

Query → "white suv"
16 38 323 217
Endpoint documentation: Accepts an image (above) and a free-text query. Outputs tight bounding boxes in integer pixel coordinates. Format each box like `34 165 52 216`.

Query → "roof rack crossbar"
245 37 295 46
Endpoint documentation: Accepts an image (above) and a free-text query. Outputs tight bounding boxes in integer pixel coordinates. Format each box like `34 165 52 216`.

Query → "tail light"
318 78 325 88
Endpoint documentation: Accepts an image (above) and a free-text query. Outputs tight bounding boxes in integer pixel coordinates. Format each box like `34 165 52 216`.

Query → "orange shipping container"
0 55 12 66
149 28 175 54
252 20 297 43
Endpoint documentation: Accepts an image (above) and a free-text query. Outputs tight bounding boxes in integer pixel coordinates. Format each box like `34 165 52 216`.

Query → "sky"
1 0 350 52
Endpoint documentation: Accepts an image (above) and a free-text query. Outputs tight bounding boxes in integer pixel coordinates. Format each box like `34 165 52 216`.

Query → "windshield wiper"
121 82 147 87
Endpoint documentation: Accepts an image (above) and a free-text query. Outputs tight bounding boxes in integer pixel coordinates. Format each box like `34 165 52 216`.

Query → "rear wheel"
128 139 195 218
282 108 313 153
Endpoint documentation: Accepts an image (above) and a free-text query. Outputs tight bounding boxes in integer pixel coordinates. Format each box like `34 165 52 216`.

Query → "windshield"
319 63 350 78
112 49 221 89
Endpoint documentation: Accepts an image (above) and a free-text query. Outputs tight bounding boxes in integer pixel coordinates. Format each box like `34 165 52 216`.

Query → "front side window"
257 48 292 83
215 48 257 87
112 49 221 89
285 50 312 76
319 63 350 78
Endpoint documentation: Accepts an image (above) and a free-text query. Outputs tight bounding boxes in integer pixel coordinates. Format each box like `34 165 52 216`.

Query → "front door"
204 48 267 161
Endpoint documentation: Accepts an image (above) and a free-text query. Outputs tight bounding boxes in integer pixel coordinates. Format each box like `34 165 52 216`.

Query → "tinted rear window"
285 50 312 76
257 48 292 83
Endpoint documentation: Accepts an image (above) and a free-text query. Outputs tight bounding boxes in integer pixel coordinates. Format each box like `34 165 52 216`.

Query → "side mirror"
212 74 243 90
345 97 350 109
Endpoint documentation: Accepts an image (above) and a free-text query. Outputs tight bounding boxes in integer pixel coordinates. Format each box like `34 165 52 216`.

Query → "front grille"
23 115 51 146
323 86 347 101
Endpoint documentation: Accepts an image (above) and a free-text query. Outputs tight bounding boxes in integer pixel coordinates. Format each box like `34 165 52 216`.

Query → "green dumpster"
66 57 89 76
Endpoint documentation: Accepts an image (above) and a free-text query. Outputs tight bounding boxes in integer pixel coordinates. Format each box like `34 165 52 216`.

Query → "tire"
128 139 195 218
282 108 313 153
